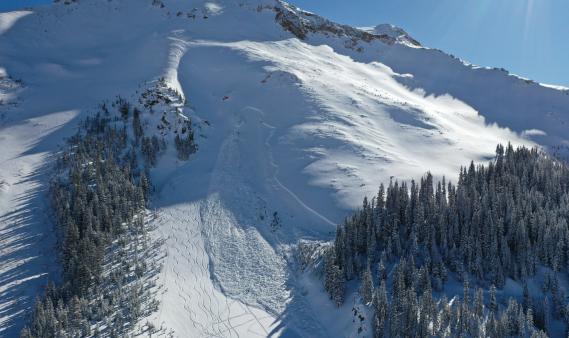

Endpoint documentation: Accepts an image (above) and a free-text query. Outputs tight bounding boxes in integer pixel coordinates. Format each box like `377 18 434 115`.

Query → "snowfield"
1 0 569 336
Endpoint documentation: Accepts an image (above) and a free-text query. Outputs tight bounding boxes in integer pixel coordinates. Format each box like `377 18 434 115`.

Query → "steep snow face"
1 0 569 336
190 37 532 212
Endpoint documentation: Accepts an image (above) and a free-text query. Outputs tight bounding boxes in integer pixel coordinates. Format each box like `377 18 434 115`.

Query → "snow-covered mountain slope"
1 0 569 336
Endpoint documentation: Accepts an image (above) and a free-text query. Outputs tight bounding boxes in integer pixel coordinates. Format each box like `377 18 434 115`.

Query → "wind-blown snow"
1 0 569 336
0 11 31 36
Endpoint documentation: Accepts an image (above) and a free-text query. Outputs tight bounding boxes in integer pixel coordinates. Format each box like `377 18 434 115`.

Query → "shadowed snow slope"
1 0 569 336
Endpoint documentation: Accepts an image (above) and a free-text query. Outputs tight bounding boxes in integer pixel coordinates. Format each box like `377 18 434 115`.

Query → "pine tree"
360 265 374 304
132 107 143 141
489 284 498 314
474 287 484 318
523 282 532 312
377 255 387 282
324 248 345 306
373 281 388 338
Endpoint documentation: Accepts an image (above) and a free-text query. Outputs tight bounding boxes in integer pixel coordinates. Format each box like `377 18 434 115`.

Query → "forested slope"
323 145 569 337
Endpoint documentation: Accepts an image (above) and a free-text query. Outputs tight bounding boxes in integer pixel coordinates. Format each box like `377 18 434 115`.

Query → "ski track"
151 203 275 338
244 105 336 228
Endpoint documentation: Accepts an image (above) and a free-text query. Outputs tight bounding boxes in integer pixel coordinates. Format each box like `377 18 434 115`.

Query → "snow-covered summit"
362 23 421 46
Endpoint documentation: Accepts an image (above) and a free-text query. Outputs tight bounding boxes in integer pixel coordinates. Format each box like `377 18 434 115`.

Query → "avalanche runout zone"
152 204 278 338
150 101 293 337
156 201 282 337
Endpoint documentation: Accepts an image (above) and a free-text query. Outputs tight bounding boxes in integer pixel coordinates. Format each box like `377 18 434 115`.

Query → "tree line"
324 144 569 337
19 88 189 337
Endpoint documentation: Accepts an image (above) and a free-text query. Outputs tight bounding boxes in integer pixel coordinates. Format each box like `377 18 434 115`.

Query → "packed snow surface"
1 0 569 336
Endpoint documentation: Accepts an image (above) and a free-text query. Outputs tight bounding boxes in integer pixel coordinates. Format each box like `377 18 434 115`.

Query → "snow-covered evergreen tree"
324 144 569 337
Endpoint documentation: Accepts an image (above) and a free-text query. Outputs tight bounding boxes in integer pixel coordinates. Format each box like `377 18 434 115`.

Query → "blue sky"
0 0 47 11
1 0 568 87
291 0 569 87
